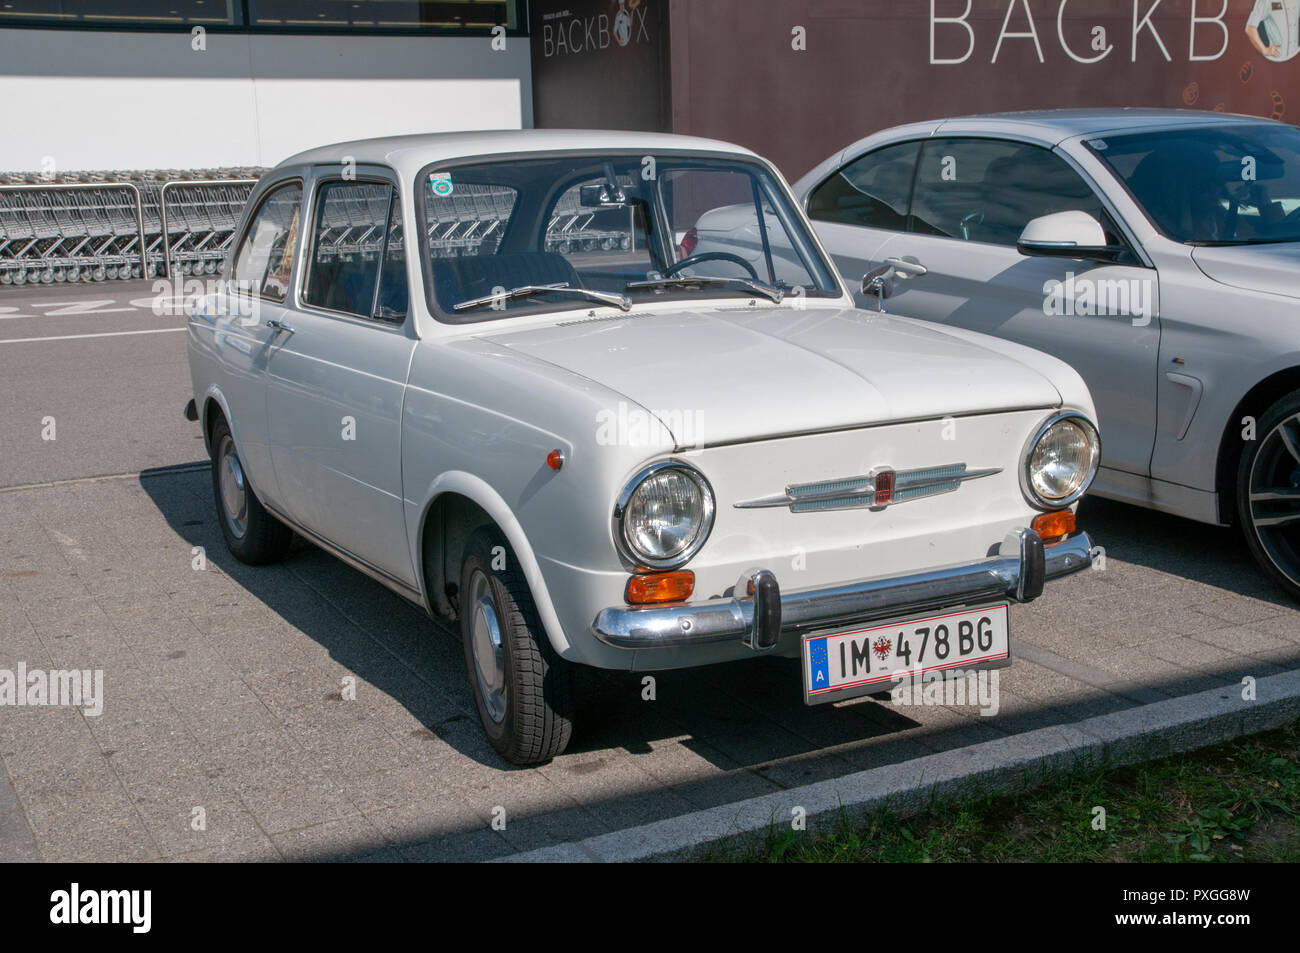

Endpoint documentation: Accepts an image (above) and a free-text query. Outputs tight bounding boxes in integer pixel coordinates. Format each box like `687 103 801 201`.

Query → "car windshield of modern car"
418 152 841 320
1086 124 1300 245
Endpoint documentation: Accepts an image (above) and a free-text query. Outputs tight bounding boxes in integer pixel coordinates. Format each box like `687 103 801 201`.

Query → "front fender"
410 470 572 656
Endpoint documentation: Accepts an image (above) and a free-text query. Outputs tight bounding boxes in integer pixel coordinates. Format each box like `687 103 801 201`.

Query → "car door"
804 139 923 292
207 178 305 511
265 170 418 588
820 136 1161 481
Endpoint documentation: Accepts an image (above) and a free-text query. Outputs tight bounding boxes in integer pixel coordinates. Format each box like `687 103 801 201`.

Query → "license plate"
802 604 1010 705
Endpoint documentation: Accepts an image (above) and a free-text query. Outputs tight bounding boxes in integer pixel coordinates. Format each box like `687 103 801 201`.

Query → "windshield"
1086 123 1300 245
418 152 841 320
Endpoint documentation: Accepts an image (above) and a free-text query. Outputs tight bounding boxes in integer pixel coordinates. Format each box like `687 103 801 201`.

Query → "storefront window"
0 0 522 32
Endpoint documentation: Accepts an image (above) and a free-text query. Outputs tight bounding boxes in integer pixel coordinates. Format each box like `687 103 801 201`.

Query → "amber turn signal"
1031 509 1076 542
625 571 694 605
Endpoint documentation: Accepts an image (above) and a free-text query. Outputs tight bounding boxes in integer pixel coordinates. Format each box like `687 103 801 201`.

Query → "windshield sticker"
430 173 454 197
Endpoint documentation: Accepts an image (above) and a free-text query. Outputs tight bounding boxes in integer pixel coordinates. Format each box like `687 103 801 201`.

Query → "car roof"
277 129 762 176
932 107 1273 144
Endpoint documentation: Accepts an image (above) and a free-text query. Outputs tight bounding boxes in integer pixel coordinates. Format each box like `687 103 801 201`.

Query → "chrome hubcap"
1248 412 1300 586
217 435 249 539
468 568 507 724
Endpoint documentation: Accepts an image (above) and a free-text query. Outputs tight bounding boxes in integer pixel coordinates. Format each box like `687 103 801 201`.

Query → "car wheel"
459 527 573 764
210 417 292 565
1237 390 1300 600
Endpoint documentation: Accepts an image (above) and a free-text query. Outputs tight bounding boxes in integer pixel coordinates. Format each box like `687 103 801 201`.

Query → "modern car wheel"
210 417 292 565
1237 390 1300 601
459 527 573 764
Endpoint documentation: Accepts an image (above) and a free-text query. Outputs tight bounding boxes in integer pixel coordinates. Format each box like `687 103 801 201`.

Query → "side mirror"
861 256 927 312
1017 211 1127 262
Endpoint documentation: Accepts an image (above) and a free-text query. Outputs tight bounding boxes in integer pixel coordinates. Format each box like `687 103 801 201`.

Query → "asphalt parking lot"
1 281 1298 862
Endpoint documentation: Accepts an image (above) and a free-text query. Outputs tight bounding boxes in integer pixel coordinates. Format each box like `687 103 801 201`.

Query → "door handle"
266 319 295 335
884 256 927 278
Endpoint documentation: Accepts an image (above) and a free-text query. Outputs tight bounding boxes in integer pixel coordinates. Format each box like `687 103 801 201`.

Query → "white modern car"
184 130 1099 764
790 109 1300 600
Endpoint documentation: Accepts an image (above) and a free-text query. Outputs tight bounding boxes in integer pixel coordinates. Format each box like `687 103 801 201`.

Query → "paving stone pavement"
0 469 1297 862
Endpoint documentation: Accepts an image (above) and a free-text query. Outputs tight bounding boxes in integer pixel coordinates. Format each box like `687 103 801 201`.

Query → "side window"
910 138 1109 246
232 182 302 302
807 141 919 231
376 191 408 322
304 180 407 323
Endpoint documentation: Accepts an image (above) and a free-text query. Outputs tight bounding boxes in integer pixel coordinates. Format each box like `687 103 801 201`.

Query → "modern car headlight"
613 462 715 569
1022 413 1101 510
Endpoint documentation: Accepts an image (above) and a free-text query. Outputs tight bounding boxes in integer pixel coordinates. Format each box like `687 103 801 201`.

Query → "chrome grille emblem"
734 463 1001 512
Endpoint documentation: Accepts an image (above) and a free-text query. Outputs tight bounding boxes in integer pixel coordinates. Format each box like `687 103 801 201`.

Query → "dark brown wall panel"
671 0 1298 178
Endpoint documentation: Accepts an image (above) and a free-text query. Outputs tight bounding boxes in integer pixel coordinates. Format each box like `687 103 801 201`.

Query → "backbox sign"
530 0 669 131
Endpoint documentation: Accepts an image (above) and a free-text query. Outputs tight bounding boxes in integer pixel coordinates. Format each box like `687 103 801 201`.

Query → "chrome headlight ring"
1020 411 1102 511
612 460 716 570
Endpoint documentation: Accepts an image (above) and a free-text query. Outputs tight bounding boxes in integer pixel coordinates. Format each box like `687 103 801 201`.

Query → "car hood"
1191 242 1300 300
474 307 1063 447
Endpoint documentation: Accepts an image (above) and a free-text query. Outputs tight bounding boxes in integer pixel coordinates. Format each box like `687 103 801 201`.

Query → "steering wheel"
664 252 759 281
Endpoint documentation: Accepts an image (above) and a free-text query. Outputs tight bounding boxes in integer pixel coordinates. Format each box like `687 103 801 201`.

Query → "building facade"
0 1 533 173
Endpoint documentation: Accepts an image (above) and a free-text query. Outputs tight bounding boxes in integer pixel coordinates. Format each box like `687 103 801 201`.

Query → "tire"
1236 389 1300 601
210 417 292 565
459 527 573 764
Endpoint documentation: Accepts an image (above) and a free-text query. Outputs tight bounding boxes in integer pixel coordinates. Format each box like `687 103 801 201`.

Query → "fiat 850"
185 130 1100 764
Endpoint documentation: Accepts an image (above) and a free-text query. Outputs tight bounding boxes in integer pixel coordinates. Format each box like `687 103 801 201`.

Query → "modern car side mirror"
1017 211 1127 262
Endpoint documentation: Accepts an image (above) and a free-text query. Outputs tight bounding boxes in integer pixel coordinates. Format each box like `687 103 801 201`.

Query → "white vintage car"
184 130 1100 764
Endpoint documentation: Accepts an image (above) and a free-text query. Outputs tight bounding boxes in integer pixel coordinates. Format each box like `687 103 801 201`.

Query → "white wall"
0 29 532 172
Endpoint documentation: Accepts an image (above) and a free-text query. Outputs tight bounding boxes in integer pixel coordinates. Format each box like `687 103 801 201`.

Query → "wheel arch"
200 387 234 457
413 471 571 655
1215 366 1300 524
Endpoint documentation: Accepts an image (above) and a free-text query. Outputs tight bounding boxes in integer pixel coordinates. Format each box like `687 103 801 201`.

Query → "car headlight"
1022 413 1101 510
613 462 715 569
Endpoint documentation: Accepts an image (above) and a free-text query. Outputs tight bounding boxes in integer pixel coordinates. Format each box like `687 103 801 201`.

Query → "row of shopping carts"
0 169 263 285
425 181 635 258
545 181 635 255
0 170 639 286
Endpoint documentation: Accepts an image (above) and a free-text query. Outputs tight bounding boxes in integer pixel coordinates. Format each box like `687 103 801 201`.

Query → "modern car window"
1085 123 1300 244
304 180 408 322
420 154 840 321
232 182 302 302
807 140 920 231
910 139 1110 247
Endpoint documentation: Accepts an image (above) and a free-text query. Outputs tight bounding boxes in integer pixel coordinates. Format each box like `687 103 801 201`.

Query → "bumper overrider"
592 528 1093 651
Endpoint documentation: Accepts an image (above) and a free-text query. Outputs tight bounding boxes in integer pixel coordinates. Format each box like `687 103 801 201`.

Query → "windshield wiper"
625 275 785 304
453 282 631 313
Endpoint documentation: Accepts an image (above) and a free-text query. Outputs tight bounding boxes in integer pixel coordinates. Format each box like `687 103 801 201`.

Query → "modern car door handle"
266 319 295 335
884 256 928 278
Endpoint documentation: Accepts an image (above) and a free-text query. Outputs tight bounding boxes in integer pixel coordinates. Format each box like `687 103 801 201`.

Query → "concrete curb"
496 669 1300 862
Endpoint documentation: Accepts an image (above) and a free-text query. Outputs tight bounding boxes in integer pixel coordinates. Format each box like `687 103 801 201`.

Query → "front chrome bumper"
592 529 1093 651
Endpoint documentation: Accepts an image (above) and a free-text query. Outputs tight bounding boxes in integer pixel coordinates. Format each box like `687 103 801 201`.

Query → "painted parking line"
0 327 186 345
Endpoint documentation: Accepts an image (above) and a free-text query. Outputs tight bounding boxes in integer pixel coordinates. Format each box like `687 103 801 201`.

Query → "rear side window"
808 141 919 232
304 180 408 323
910 138 1106 246
232 182 302 302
